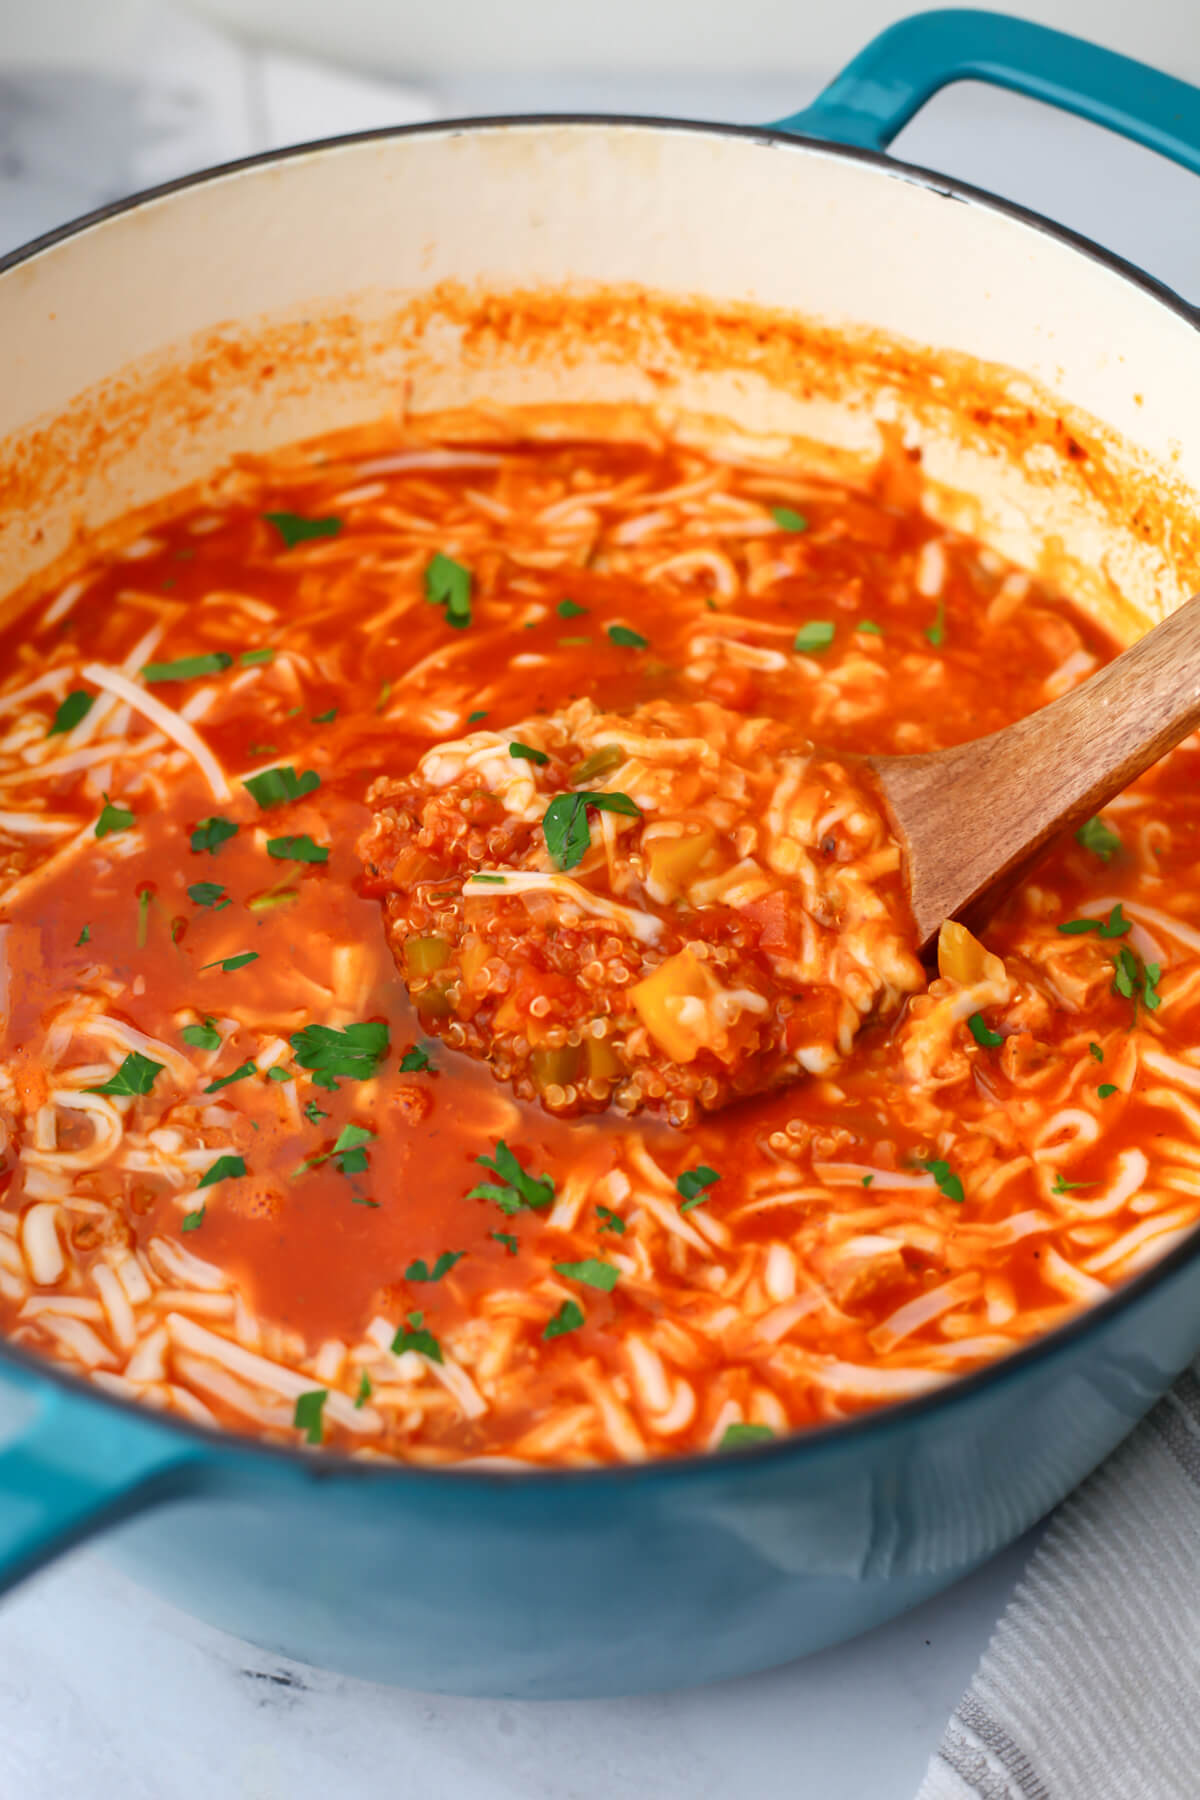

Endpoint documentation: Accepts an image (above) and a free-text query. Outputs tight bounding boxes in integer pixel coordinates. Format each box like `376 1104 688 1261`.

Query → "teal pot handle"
0 1371 201 1589
772 7 1200 176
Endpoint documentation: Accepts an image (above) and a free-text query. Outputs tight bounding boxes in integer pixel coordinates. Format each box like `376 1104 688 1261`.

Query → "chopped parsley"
509 741 549 765
376 679 392 715
1089 1042 1104 1062
136 888 152 949
197 1153 247 1188
239 647 276 668
333 1124 373 1175
405 1251 464 1283
293 1388 328 1444
856 620 885 635
677 1164 720 1211
924 597 946 647
290 1020 389 1089
182 1020 221 1051
793 620 835 654
862 1174 875 1188
75 925 91 947
243 765 320 810
1052 1173 1095 1193
1098 1082 1119 1099
392 1310 443 1363
141 652 233 683
265 512 342 549
188 882 229 909
266 1066 292 1082
303 1100 329 1125
354 1371 372 1409
181 1206 206 1232
596 1204 626 1234
95 793 135 839
399 1044 435 1073
467 709 488 723
557 599 588 618
297 1123 376 1178
468 1139 555 1215
248 886 298 912
542 790 641 871
491 1231 519 1255
1112 944 1161 1019
927 1158 965 1203
543 1299 585 1340
204 1060 256 1093
48 690 93 736
87 1051 164 1097
553 1258 619 1292
266 834 329 863
425 551 472 629
770 506 808 533
1058 903 1130 938
967 1013 1003 1048
721 1423 776 1450
607 624 649 650
312 707 337 724
191 816 238 855
1076 815 1122 863
201 950 259 973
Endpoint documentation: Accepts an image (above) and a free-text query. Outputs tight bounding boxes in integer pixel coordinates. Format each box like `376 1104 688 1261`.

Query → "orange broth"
0 426 1196 1464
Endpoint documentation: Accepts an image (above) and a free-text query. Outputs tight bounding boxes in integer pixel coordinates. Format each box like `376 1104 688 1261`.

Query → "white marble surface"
0 1532 1042 1800
0 6 1194 1795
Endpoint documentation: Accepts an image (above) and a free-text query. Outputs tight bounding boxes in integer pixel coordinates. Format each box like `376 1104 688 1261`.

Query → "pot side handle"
772 7 1200 177
0 1372 202 1593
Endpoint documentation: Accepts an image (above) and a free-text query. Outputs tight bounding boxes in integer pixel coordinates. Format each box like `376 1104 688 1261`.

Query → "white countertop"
0 7 1193 1795
0 1532 1041 1800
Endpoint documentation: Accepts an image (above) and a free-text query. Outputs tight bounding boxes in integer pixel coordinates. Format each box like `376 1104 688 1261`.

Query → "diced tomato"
784 988 844 1049
705 663 756 709
742 890 800 960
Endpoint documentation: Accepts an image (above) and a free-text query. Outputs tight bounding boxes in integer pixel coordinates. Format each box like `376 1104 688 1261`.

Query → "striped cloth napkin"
917 1363 1200 1799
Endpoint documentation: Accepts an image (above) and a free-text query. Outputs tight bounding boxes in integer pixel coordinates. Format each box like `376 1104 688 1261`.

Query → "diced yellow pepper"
631 949 724 1062
645 825 717 897
493 994 523 1033
459 936 490 986
937 919 990 986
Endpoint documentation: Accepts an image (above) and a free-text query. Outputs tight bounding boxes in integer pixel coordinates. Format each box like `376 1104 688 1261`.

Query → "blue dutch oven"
0 10 1199 1697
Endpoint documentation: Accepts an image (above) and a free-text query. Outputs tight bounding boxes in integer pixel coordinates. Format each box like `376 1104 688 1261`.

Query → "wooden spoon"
868 592 1200 952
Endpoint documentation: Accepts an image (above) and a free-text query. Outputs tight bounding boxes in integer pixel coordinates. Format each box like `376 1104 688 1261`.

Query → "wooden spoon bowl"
868 592 1200 951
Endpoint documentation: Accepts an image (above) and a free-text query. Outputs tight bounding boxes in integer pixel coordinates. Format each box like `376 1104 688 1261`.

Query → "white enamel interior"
0 121 1197 624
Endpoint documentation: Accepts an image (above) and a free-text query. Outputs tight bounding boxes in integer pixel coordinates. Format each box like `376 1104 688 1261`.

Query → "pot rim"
3 109 1198 326
2 109 1198 1489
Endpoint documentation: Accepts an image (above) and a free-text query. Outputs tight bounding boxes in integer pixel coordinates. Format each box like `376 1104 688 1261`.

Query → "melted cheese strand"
81 662 231 801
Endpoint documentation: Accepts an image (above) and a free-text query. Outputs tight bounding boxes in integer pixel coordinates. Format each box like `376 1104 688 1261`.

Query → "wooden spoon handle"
870 591 1200 947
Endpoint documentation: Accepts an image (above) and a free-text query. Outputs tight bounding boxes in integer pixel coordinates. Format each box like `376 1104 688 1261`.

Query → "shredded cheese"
463 869 663 943
81 662 231 801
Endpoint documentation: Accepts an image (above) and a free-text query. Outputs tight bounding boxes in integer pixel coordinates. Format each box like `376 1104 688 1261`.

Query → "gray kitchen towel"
917 1367 1200 1799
